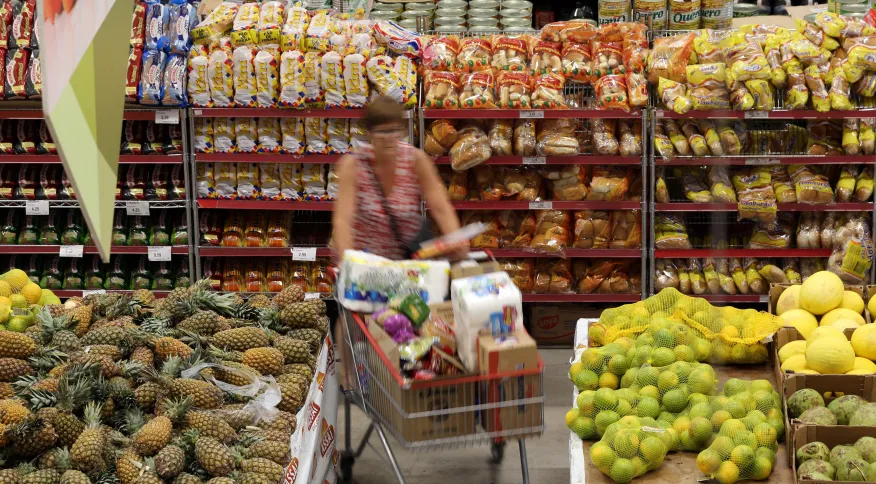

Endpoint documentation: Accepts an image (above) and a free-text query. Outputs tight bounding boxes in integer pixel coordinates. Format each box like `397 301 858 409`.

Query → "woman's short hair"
364 96 405 130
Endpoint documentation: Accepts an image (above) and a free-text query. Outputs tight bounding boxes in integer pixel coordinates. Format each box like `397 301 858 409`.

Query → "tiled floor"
336 348 572 484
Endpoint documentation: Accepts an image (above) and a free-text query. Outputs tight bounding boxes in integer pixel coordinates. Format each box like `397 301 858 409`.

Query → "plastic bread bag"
674 167 711 203
144 2 169 51
811 11 846 38
213 117 235 153
450 128 491 172
457 37 492 73
855 165 874 202
573 210 609 249
280 3 308 51
680 120 708 157
513 119 536 156
541 21 598 44
187 44 211 107
860 118 876 155
788 164 833 204
372 21 423 59
320 51 345 108
253 49 279 108
658 77 692 115
138 49 165 106
515 168 542 201
670 259 689 294
783 62 809 110
193 117 214 153
802 65 830 112
420 70 461 109
748 215 793 249
594 74 629 111
207 39 234 108
653 123 675 160
609 210 642 249
713 121 741 156
280 118 304 155
431 119 459 150
820 212 839 249
737 186 777 224
551 169 587 201
743 79 772 111
648 32 696 84
492 35 528 73
843 118 861 155
458 72 497 109
489 120 513 156
423 35 460 72
706 165 736 203
303 11 333 53
764 33 787 89
473 166 506 201
302 51 323 107
191 2 237 46
827 218 874 284
258 163 281 200
531 73 566 109
796 18 838 51
531 210 571 253
278 50 306 108
279 163 302 200
256 117 281 154
769 165 796 203
725 258 748 294
235 117 257 153
446 169 468 201
591 119 619 156
700 258 721 294
536 119 580 156
231 3 259 45
834 212 871 248
327 118 350 154
724 32 773 83
738 258 764 294
393 56 418 108
197 162 216 199
727 79 755 111
693 29 731 63
300 163 327 200
540 165 580 181
836 164 860 202
257 1 283 49
654 259 679 291
159 54 187 106
696 120 723 156
529 39 563 76
830 65 853 111
782 258 802 284
617 120 641 157
497 72 532 109
232 46 257 107
856 70 876 97
215 163 237 199
561 42 591 83
304 117 328 154
366 56 410 105
622 71 646 109
336 54 368 108
587 166 629 201
655 166 670 203
326 165 341 200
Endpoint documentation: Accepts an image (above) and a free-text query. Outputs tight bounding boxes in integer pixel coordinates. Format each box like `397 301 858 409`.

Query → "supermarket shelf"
0 200 186 208
450 201 642 210
655 109 874 119
423 108 642 119
0 154 182 164
54 289 171 298
654 155 876 166
0 245 189 254
490 248 642 258
693 294 769 303
199 247 332 257
197 199 334 210
655 202 874 212
521 293 642 303
433 155 642 165
192 108 372 118
194 154 343 163
216 292 334 300
654 249 832 258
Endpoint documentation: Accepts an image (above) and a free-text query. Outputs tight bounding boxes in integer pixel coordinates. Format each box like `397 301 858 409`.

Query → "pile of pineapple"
0 269 62 332
0 279 328 483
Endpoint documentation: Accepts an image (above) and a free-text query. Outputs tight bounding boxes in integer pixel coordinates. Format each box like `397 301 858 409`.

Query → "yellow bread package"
694 30 731 63
687 63 726 89
680 120 708 157
788 164 833 204
648 32 696 84
784 65 809 110
653 123 675 159
722 32 771 83
744 79 772 111
654 214 691 250
787 34 831 67
843 118 861 155
707 165 736 203
796 19 839 51
813 12 846 39
192 2 238 45
207 39 234 108
763 34 787 88
663 120 690 156
715 121 741 155
804 64 830 112
836 165 859 202
861 118 875 155
655 167 670 203
829 60 852 111
769 165 796 203
728 80 754 111
675 167 712 203
855 166 874 202
658 77 692 115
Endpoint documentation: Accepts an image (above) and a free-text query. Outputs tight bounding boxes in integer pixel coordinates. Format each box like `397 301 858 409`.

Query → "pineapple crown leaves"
82 401 104 429
117 407 148 436
256 306 281 331
36 306 74 339
14 462 37 477
178 330 211 349
159 396 193 424
28 346 69 372
229 301 261 321
95 472 122 484
24 371 92 411
43 446 72 472
206 345 240 362
5 414 49 442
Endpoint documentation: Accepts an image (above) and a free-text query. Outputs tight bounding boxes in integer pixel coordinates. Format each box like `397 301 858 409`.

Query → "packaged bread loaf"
497 72 532 109
594 75 629 111
304 117 328 154
860 118 875 154
541 21 597 44
492 35 528 73
394 56 418 108
655 167 670 203
529 39 563 76
213 117 235 153
707 165 736 203
658 77 692 115
855 166 874 202
366 55 410 105
648 33 696 84
836 165 859 202
489 120 513 156
446 169 468 201
655 214 691 249
457 37 492 73
679 120 708 157
788 164 833 204
423 35 460 72
279 50 306 108
450 126 491 171
473 165 506 201
591 40 624 79
303 51 323 107
797 212 821 249
769 165 796 203
423 71 460 109
696 120 723 156
587 166 629 201
320 51 345 108
254 49 280 108
654 123 675 159
280 118 305 155
513 119 536 156
232 46 257 107
654 259 679 291
536 119 580 156
676 167 712 203
531 73 566 109
458 72 496 109
573 210 610 249
610 210 641 249
562 42 591 83
592 119 619 155
531 210 570 253
551 169 587 201
343 53 369 108
617 120 642 157
256 117 281 154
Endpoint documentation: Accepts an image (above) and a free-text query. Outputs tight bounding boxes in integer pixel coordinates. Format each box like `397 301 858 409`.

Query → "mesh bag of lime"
588 416 673 484
586 288 783 365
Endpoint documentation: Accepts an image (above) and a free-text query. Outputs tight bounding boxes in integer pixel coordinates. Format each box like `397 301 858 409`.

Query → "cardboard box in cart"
793 425 876 483
478 331 543 437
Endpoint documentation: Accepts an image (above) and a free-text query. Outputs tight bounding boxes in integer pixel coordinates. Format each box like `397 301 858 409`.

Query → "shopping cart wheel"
340 451 355 483
491 440 506 463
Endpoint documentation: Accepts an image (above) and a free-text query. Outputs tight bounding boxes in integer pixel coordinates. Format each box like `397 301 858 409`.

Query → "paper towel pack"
451 271 523 372
338 250 451 313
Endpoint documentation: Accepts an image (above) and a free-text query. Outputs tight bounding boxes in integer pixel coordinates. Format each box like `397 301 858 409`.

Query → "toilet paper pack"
338 250 450 313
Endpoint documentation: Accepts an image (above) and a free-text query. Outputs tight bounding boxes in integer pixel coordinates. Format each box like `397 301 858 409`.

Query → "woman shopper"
332 96 464 260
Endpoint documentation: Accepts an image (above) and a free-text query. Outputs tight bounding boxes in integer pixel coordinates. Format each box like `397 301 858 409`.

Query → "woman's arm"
331 155 358 258
413 149 461 235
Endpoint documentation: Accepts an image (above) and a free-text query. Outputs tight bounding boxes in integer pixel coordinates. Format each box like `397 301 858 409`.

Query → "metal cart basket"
338 307 546 484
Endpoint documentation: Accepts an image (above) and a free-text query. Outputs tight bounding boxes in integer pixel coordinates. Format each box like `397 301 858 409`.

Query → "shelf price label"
155 110 180 124
522 156 546 165
26 200 49 215
304 293 321 301
744 111 769 119
529 201 553 210
83 289 106 297
745 158 779 165
147 246 172 261
654 110 665 118
519 110 544 119
126 201 150 216
292 247 317 261
60 245 84 258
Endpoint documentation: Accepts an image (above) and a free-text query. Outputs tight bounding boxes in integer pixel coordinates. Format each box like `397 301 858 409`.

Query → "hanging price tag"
304 293 322 300
529 201 553 210
126 201 150 216
519 110 544 119
25 200 49 215
292 247 317 261
655 110 665 118
522 156 546 165
60 245 84 258
744 111 769 119
155 109 180 124
147 246 172 261
745 158 779 165
83 289 106 297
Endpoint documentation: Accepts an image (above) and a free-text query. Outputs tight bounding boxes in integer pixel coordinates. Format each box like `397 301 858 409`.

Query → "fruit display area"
567 270 876 484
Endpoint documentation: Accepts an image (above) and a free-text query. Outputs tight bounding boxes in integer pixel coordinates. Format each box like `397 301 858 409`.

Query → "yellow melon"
851 324 876 360
840 291 866 314
20 283 41 305
0 269 29 292
806 337 855 374
780 354 808 372
807 326 847 344
821 308 866 327
778 340 807 364
776 285 802 315
854 357 876 372
800 271 844 315
832 319 862 332
795 369 821 375
780 310 818 339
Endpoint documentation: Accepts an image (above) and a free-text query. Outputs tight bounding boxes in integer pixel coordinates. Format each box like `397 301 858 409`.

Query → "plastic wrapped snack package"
423 35 460 72
734 180 777 224
680 120 708 157
304 117 328 154
450 126 491 172
648 32 696 84
257 1 283 49
724 32 771 83
367 55 410 104
789 164 833 204
715 121 742 155
279 50 306 108
215 163 238 199
280 118 305 155
339 251 450 312
537 119 580 156
497 72 532 109
594 74 629 111
828 217 874 284
188 44 211 107
587 166 629 201
458 72 496 109
207 39 234 107
796 212 823 248
301 163 326 200
232 46 257 107
784 63 809 110
562 42 591 83
191 2 238 46
654 123 675 159
327 165 340 200
253 49 279 108
491 35 528 73
655 214 691 249
764 34 787 89
655 167 670 203
197 162 216 199
423 70 459 108
616 120 641 157
541 21 597 44
145 2 169 51
551 170 587 201
729 80 756 111
591 40 624 79
489 120 513 156
769 165 796 203
658 77 692 115
695 120 723 156
514 119 536 156
447 169 467 201
830 64 852 111
193 117 214 153
256 117 281 154
457 37 492 73
856 166 874 202
531 73 565 109
473 165 506 201
260 163 281 200
236 163 261 199
279 163 302 200
303 51 323 107
235 117 257 153
342 53 369 108
280 2 308 51
529 39 562 76
677 167 712 203
804 65 829 112
431 119 459 150
572 210 610 249
320 51 345 108
749 215 794 249
592 119 619 156
231 3 259 46
626 72 648 108
303 11 332 53
843 118 861 155
213 117 235 153
138 50 166 106
393 56 418 108
327 118 350 154
372 21 424 59
860 118 875 155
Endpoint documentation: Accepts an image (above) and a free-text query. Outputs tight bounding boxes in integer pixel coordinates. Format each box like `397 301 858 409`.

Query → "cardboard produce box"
478 331 543 437
529 305 599 346
792 425 876 483
768 283 868 324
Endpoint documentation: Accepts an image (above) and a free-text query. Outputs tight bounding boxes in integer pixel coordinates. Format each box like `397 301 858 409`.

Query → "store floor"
337 348 571 484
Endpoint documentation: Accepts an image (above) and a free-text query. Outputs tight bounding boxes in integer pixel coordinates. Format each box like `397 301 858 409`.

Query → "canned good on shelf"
401 9 432 19
370 9 401 20
468 16 500 27
469 0 500 8
372 2 403 11
435 15 467 26
436 7 468 16
436 0 468 7
500 8 533 19
503 26 538 32
469 26 502 33
831 0 867 13
501 0 533 9
501 17 534 27
468 7 499 17
732 3 759 17
399 17 431 30
841 3 869 14
406 2 438 9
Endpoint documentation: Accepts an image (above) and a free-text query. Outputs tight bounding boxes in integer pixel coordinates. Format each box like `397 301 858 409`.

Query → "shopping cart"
337 306 545 484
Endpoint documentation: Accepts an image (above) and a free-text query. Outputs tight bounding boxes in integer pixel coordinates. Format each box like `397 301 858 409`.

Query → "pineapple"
134 382 161 411
273 336 311 364
153 337 192 362
129 347 155 369
211 327 269 352
132 289 156 308
239 458 284 482
194 437 234 477
6 415 58 458
20 470 61 484
172 474 203 484
281 363 313 381
277 382 305 413
0 382 13 399
278 302 318 329
0 469 18 483
81 326 131 347
286 328 323 353
233 473 273 484
216 404 254 431
131 472 162 484
153 445 186 479
206 361 259 387
246 294 272 309
69 306 93 337
81 345 121 361
244 439 290 465
59 470 91 484
171 379 223 409
133 397 189 456
273 286 304 308
264 411 296 434
184 409 237 444
0 358 33 382
241 348 284 376
0 330 37 359
0 398 31 424
70 403 106 476
246 429 289 444
33 375 90 447
204 479 234 484
177 310 222 336
115 449 144 484
37 447 68 471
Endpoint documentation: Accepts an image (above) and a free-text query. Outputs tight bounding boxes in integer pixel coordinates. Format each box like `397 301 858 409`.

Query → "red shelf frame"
655 202 874 212
53 289 171 298
423 109 642 119
0 109 181 122
199 247 332 257
197 199 334 210
655 248 832 258
0 154 184 164
655 109 874 119
194 153 342 163
654 155 875 166
192 108 368 118
489 248 642 258
0 245 189 254
521 293 641 302
433 155 642 165
451 201 642 210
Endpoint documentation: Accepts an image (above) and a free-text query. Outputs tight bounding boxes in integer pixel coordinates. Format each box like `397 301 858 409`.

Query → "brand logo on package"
317 371 325 392
284 457 299 484
320 419 335 458
309 401 321 431
326 338 336 376
537 314 560 330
